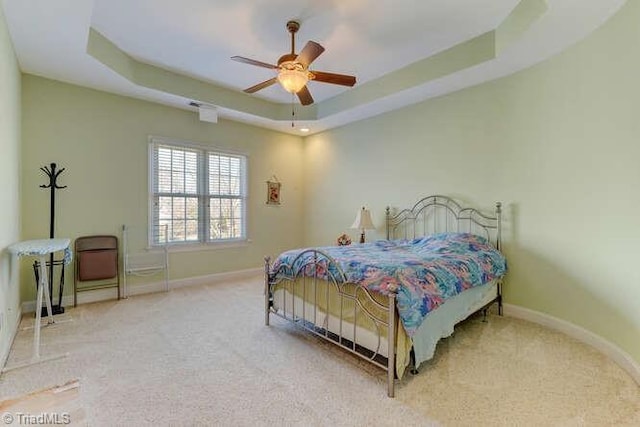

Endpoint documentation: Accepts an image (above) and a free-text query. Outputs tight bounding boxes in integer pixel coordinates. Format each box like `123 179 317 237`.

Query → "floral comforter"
270 232 507 336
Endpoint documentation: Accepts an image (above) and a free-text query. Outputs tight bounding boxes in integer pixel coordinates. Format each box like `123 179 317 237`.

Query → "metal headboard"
385 195 502 251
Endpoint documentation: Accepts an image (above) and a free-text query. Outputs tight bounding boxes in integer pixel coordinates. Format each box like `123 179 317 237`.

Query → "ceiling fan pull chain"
291 93 295 127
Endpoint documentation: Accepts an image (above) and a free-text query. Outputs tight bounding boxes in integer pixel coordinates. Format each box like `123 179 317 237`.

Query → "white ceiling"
2 0 627 135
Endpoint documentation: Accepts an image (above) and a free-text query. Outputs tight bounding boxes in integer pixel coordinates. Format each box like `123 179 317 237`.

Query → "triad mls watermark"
2 412 71 425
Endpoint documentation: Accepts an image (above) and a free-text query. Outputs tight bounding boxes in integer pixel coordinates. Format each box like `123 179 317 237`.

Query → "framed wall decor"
266 176 281 205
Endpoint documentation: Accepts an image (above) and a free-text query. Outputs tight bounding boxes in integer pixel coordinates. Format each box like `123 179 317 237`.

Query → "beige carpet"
0 274 638 426
0 379 84 426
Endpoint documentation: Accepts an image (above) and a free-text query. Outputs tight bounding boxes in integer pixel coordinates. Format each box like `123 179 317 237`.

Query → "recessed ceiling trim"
496 0 548 54
86 0 549 125
86 26 503 124
317 31 497 118
86 28 318 121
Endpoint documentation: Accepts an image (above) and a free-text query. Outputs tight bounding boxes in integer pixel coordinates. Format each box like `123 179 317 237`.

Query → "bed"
264 195 507 397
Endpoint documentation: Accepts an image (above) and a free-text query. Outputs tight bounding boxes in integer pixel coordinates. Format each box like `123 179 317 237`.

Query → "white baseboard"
21 267 263 313
1 306 23 370
168 267 264 290
504 303 640 386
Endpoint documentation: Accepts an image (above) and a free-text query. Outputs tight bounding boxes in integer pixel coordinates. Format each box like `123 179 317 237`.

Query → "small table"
3 238 72 372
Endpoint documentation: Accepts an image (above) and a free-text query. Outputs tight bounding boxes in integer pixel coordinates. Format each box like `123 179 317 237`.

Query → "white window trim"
148 136 249 248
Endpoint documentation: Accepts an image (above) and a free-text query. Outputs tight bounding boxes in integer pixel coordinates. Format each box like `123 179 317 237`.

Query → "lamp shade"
350 207 375 230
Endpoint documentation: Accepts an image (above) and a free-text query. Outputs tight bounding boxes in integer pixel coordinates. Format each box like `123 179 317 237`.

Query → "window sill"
148 239 252 253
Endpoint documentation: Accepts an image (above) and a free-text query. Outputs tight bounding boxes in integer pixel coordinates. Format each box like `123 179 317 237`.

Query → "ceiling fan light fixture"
232 20 355 105
277 61 308 93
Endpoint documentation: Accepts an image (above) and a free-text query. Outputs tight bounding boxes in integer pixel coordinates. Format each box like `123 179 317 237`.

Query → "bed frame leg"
409 348 419 375
387 293 396 398
497 280 504 316
264 257 271 326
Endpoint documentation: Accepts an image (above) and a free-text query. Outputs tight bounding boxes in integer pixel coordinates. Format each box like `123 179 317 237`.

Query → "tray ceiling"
2 0 627 135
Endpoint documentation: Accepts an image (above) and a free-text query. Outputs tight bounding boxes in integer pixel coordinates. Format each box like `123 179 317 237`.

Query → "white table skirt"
8 238 72 264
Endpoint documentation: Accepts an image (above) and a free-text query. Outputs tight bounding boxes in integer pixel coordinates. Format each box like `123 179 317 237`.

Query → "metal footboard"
264 250 398 397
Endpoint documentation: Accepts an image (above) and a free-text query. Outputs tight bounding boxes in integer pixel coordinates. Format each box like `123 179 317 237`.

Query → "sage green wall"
303 1 640 364
0 3 21 363
21 75 304 301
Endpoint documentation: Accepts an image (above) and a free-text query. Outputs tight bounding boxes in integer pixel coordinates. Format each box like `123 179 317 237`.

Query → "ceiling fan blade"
244 78 278 94
296 41 325 67
311 71 356 87
231 56 277 69
297 85 314 106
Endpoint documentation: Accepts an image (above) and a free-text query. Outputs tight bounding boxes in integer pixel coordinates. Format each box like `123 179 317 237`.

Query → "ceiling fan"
231 20 356 106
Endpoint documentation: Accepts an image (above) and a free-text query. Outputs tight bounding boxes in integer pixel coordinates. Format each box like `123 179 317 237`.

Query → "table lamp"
351 207 375 243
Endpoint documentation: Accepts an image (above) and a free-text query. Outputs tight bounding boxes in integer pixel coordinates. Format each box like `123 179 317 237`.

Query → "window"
149 137 247 246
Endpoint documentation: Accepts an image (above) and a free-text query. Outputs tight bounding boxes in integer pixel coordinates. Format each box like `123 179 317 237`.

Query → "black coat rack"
34 163 67 315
